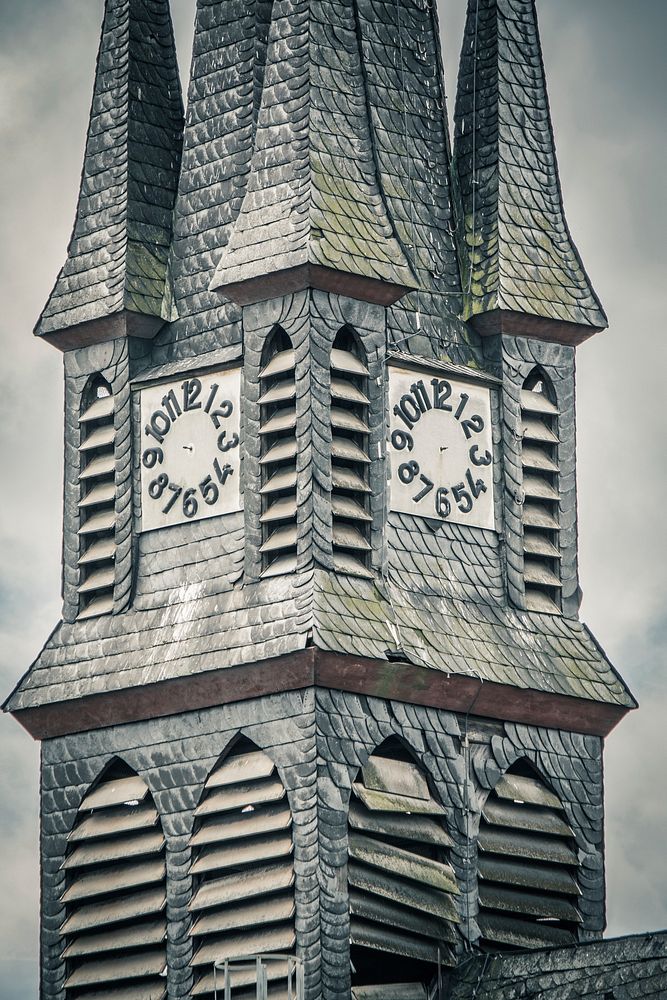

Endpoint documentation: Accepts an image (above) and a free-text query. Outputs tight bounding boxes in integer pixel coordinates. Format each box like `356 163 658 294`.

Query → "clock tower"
5 1 644 998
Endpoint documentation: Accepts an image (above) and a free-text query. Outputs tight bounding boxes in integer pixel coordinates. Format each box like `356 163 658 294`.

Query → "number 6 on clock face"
139 367 243 532
387 365 496 531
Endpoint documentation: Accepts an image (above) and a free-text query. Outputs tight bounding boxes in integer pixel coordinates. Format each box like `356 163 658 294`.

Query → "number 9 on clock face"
138 367 242 531
387 365 495 531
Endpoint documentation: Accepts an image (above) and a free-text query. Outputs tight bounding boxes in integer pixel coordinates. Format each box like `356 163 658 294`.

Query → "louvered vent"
330 329 372 579
189 742 296 998
349 747 460 990
259 331 298 578
78 378 116 620
520 372 561 614
60 763 167 1000
477 764 581 950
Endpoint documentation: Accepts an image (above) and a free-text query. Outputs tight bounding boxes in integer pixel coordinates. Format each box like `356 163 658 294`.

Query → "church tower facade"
6 1 637 999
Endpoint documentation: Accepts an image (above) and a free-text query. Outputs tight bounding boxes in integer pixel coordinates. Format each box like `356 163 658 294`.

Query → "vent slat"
258 379 296 405
331 496 372 522
523 533 561 559
349 802 453 848
332 553 374 578
80 425 116 452
259 349 295 379
348 863 460 923
64 831 164 870
260 498 298 524
331 377 369 405
349 834 458 895
522 503 560 530
80 453 116 481
70 983 165 1000
353 782 446 817
482 799 573 838
349 890 458 944
61 888 166 934
260 526 299 554
79 537 116 566
79 481 116 509
478 828 578 866
522 417 558 444
331 437 371 464
477 912 575 950
524 562 563 588
520 390 558 415
191 804 292 848
350 919 454 965
522 474 560 501
522 446 559 473
192 923 296 966
361 757 431 801
332 524 372 551
191 833 293 877
64 950 166 988
63 920 166 958
77 594 115 620
478 857 579 897
261 554 299 578
81 777 149 811
78 509 116 535
68 805 158 843
260 469 298 495
189 863 294 913
525 590 563 615
331 467 372 493
62 860 166 903
331 407 370 434
78 567 116 595
259 409 297 436
194 778 285 817
331 348 370 375
80 396 115 423
192 959 291 995
478 884 582 923
205 751 276 790
260 440 298 465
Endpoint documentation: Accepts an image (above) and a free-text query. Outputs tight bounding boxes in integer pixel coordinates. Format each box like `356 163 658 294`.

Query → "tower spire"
35 0 184 350
210 0 418 306
453 0 607 345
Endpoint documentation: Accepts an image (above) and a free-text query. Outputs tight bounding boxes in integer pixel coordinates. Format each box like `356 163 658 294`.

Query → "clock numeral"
204 383 219 414
182 488 198 519
161 389 182 422
412 474 434 503
466 468 487 499
142 447 164 469
435 487 451 519
410 380 432 413
431 378 453 411
391 429 414 452
210 400 234 429
454 392 469 421
199 475 220 506
214 459 234 486
398 460 420 485
217 430 240 453
470 444 492 467
162 482 182 514
181 378 202 412
452 482 473 514
145 410 171 444
461 414 485 440
148 474 169 500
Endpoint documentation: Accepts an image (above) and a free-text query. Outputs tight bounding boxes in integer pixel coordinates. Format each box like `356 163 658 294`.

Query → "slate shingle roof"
448 932 667 999
35 0 184 339
453 0 607 333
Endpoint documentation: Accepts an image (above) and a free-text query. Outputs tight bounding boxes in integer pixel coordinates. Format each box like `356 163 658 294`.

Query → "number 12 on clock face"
387 366 496 531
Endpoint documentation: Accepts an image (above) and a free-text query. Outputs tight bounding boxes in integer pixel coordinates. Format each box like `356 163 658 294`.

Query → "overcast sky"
0 1 665 996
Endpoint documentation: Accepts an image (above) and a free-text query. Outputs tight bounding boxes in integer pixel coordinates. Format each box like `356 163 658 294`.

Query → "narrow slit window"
477 760 581 951
330 328 373 579
348 741 460 996
259 329 298 577
60 761 167 1000
188 740 296 998
77 377 116 619
520 371 561 614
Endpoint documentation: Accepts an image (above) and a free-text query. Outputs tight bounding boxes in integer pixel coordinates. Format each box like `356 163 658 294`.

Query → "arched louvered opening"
348 741 460 997
78 376 116 620
330 328 373 579
520 371 562 614
60 761 167 1000
477 759 582 951
189 739 296 999
259 329 298 577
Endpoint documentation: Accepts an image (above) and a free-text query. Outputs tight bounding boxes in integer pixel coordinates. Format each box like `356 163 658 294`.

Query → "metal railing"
213 954 304 1000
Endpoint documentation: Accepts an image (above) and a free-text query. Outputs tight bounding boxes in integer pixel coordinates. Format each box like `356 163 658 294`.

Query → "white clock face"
139 368 242 531
388 365 495 530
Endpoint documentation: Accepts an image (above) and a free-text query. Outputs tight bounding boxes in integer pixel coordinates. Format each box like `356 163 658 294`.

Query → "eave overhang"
8 647 634 742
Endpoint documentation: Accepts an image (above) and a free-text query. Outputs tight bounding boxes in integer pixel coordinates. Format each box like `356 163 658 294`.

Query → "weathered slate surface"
453 0 607 332
447 931 667 998
35 0 184 338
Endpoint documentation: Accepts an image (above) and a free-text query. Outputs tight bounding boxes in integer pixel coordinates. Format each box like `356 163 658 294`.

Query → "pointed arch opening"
60 760 167 1000
77 374 116 620
330 327 373 579
258 327 298 577
188 738 296 998
520 369 562 613
477 758 581 950
348 740 460 994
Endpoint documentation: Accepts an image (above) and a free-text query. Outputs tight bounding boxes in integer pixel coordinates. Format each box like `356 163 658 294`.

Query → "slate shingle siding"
40 692 606 999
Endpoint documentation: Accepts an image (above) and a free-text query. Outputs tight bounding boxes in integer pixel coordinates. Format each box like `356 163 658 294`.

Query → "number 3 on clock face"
388 365 495 531
139 367 243 532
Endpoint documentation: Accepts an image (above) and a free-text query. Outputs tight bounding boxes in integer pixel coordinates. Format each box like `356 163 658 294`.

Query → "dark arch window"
77 376 116 619
330 327 373 578
477 759 581 950
188 738 296 998
60 760 167 999
348 740 460 992
520 370 562 613
259 328 298 577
